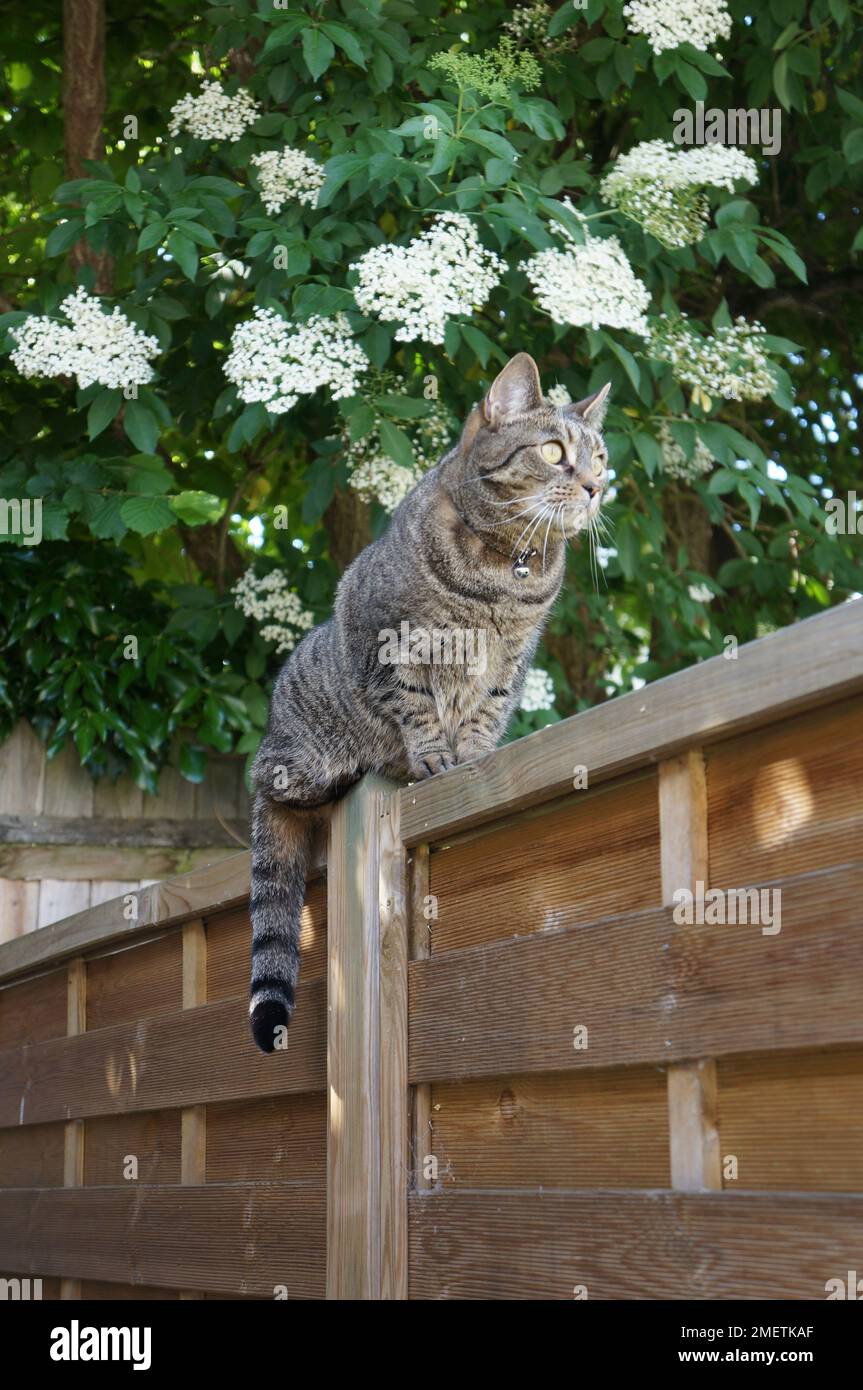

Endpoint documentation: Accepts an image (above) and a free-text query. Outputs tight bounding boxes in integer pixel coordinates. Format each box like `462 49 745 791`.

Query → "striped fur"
249 354 610 1052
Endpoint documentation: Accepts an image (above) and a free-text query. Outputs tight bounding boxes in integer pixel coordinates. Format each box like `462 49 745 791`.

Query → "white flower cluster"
601 140 758 248
10 287 159 390
232 569 315 655
503 3 554 45
519 666 555 712
352 213 504 345
623 0 732 54
224 309 368 413
649 314 775 402
688 583 714 603
251 146 325 214
521 228 651 337
547 383 572 406
347 391 456 512
168 80 260 142
658 418 718 480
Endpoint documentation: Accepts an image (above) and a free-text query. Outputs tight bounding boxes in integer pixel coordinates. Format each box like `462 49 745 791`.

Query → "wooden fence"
0 731 248 935
0 601 862 1299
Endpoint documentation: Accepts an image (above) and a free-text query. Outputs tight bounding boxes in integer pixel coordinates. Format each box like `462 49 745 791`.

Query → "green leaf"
169 491 224 525
302 27 335 81
843 128 863 164
378 418 414 470
166 230 198 281
123 398 160 454
377 394 430 420
320 21 367 68
137 220 168 253
87 389 122 440
45 218 84 256
119 494 176 535
316 154 366 208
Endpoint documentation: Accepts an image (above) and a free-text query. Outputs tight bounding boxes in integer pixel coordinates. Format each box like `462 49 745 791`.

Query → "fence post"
659 751 722 1192
326 775 408 1299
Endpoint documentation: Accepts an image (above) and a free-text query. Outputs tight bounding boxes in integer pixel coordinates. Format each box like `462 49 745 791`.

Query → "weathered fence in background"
0 733 248 935
0 601 861 1299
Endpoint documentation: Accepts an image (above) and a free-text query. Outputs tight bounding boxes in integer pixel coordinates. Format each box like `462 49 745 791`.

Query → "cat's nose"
581 480 600 500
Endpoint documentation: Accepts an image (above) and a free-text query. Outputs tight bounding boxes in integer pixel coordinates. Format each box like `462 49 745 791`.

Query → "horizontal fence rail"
0 602 861 1300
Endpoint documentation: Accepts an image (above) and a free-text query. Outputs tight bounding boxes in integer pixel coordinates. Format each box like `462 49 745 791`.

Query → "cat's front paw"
410 749 454 780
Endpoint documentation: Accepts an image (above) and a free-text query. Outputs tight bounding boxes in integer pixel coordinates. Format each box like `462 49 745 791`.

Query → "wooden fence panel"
0 605 860 1300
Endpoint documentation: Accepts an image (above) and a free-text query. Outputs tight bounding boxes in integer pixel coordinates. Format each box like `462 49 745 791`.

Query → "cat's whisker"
511 504 549 559
541 505 558 573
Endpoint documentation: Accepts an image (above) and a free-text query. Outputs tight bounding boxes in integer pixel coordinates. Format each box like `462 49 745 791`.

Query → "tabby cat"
249 352 610 1051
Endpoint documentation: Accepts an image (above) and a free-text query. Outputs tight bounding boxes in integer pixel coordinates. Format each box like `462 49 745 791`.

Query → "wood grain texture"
83 1111 181 1186
428 1070 670 1190
378 789 408 1300
0 1184 325 1298
79 1281 179 1300
37 881 91 929
0 838 324 986
0 881 39 943
410 844 433 1194
0 1123 65 1187
0 986 326 1127
0 721 45 816
0 815 248 848
408 1190 863 1300
409 862 863 1082
400 602 863 846
708 695 863 887
0 845 239 882
428 774 660 954
327 775 392 1300
717 1047 863 1191
659 752 721 1194
86 932 182 1031
206 886 326 1002
206 1094 327 1185
0 968 67 1049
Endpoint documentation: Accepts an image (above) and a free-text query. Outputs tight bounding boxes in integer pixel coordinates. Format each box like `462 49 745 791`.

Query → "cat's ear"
482 353 543 428
566 381 611 430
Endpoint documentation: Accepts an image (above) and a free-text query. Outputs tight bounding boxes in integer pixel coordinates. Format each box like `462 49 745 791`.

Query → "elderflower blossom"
623 0 732 54
347 389 456 512
428 37 541 102
10 287 159 390
688 583 714 603
352 213 504 346
232 570 315 655
649 314 775 402
168 80 259 142
601 140 758 248
251 147 325 214
521 228 650 337
547 383 572 406
658 419 718 480
503 4 554 46
519 666 555 712
224 309 368 413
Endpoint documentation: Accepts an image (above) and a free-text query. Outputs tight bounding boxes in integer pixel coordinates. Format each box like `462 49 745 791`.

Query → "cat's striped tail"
249 793 313 1053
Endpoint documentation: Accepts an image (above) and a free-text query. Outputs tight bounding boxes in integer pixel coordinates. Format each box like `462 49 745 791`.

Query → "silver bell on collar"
512 547 535 579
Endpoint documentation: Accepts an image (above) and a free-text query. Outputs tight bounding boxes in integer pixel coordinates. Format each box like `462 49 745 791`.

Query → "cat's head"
454 352 610 544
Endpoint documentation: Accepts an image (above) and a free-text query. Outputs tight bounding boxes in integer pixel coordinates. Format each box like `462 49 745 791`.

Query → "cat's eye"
541 441 564 464
592 452 606 476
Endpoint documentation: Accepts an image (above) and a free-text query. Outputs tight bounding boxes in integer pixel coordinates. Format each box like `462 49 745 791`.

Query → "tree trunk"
323 487 373 574
63 0 113 293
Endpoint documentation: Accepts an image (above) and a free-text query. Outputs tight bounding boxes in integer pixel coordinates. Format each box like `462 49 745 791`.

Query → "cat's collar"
450 500 539 579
